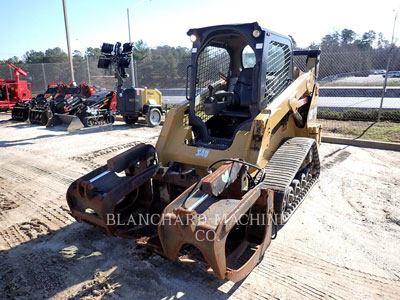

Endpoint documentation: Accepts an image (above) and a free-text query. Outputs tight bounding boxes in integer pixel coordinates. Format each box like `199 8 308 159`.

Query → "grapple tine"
158 162 274 282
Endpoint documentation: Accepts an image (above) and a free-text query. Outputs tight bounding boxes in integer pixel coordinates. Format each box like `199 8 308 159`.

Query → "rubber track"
262 137 320 192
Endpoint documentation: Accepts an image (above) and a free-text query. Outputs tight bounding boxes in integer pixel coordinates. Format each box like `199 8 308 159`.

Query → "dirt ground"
0 112 400 300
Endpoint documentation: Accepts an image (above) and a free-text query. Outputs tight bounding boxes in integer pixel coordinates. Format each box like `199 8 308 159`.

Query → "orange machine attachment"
158 161 274 281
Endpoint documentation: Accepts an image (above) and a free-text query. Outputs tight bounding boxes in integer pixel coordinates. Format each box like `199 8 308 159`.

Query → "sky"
0 0 400 60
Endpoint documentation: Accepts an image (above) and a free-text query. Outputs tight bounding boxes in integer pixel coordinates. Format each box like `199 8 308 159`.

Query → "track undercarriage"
83 112 115 127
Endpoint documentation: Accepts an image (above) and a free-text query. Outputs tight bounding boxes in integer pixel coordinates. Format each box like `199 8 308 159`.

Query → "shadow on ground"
0 222 242 299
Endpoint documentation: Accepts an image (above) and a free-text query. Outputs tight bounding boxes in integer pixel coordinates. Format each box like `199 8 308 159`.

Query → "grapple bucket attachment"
66 144 160 238
158 161 274 281
66 144 274 282
11 104 30 121
46 114 84 132
29 109 52 125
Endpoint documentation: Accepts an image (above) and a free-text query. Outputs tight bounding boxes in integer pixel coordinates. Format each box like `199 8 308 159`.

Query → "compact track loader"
46 81 97 130
47 90 117 131
72 90 118 128
66 22 322 281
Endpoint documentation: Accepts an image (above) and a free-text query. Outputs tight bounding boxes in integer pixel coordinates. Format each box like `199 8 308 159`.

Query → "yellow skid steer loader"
66 22 322 281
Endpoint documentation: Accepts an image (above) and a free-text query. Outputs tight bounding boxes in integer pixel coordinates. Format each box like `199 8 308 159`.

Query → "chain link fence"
1 49 399 143
293 49 400 143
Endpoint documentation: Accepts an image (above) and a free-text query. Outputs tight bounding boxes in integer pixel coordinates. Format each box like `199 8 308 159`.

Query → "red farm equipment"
1 64 32 112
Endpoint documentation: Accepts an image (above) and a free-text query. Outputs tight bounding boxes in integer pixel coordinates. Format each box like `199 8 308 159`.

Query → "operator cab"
187 22 293 150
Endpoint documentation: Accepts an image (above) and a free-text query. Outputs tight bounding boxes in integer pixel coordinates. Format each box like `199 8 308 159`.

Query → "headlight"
97 58 111 69
252 29 261 38
101 43 114 54
122 42 133 53
190 34 197 42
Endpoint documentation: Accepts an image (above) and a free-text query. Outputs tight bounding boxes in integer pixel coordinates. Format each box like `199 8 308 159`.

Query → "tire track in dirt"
0 165 75 250
0 141 150 250
0 192 73 249
249 243 400 299
0 198 73 249
0 165 61 194
0 192 18 215
69 140 156 169
321 149 351 171
17 162 75 186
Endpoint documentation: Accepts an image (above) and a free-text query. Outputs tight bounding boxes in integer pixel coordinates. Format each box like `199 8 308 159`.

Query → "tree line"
297 29 400 79
1 28 398 86
0 40 151 64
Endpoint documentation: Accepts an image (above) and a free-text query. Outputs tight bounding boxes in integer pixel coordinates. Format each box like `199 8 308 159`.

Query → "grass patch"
318 119 400 143
320 81 400 87
318 109 400 122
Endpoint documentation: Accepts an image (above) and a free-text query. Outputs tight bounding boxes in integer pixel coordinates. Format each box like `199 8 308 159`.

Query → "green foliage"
132 40 149 61
340 29 356 45
43 47 68 63
85 47 101 58
319 119 400 143
22 47 68 64
316 29 381 52
0 56 23 64
377 32 390 49
73 50 84 62
321 32 341 51
318 109 400 121
317 110 344 120
136 45 191 88
356 30 376 51
23 50 45 64
305 28 399 79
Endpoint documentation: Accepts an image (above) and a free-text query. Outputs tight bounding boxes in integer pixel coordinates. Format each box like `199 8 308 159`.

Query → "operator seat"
220 68 253 118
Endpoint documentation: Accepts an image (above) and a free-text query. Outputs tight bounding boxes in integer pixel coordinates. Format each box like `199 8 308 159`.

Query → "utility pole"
62 0 75 82
378 6 399 121
86 54 91 85
127 8 136 87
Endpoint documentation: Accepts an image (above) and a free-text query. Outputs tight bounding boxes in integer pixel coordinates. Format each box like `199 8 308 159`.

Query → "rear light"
296 97 309 108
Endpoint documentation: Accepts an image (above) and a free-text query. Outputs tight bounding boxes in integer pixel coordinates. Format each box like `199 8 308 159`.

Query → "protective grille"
293 54 307 72
264 41 291 104
195 46 230 122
